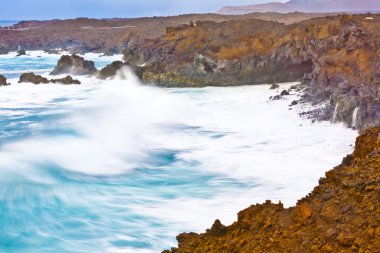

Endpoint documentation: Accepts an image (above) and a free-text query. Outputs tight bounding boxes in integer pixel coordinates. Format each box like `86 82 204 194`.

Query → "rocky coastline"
163 127 380 253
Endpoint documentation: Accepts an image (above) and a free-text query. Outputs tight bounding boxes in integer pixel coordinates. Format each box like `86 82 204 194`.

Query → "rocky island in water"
0 0 379 252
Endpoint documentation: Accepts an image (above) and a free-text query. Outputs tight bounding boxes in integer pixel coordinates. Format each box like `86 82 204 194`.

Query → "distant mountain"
217 0 380 14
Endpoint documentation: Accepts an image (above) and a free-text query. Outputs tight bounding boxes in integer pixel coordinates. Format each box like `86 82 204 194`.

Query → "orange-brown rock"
163 127 380 253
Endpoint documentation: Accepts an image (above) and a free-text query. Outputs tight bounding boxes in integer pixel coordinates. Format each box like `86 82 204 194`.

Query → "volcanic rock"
50 54 97 76
16 49 26 57
50 75 81 85
0 75 9 86
19 73 49 84
97 61 128 80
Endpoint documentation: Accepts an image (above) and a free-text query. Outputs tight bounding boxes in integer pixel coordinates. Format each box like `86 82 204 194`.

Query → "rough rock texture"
0 13 333 53
18 73 81 85
0 75 9 86
50 75 81 85
18 73 49 84
125 14 380 130
97 61 128 80
50 54 97 75
163 127 380 253
16 49 26 56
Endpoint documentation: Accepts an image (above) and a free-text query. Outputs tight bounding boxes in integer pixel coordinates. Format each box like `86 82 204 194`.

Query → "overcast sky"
2 0 287 20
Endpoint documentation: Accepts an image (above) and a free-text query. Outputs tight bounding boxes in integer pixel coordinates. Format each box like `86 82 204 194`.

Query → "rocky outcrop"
0 75 9 86
97 61 128 80
16 49 26 57
50 54 97 75
124 14 380 130
163 127 380 253
18 73 80 85
19 73 49 84
50 75 81 85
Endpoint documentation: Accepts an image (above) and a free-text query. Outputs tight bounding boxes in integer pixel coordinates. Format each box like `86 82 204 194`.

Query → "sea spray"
331 102 340 123
351 107 359 128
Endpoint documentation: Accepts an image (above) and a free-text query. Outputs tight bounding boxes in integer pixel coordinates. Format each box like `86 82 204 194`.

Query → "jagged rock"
19 73 49 84
43 49 60 54
100 47 121 57
270 83 279 89
50 54 97 75
50 75 81 85
0 75 10 86
163 127 380 253
97 61 128 80
16 49 26 56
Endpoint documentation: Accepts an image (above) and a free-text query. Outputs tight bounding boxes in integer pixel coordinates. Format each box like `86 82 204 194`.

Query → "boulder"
50 54 97 75
16 49 26 57
0 75 10 86
50 75 81 85
97 61 128 80
19 73 49 84
270 83 279 89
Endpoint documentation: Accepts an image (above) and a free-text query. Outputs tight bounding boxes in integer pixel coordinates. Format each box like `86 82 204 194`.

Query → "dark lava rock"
16 49 26 57
43 49 60 54
280 89 290 96
270 83 279 89
97 61 128 80
19 73 49 84
290 100 298 106
0 75 10 86
100 47 122 57
50 75 81 85
50 54 97 76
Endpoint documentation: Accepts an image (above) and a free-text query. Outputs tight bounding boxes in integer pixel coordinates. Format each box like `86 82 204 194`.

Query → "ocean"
0 51 358 252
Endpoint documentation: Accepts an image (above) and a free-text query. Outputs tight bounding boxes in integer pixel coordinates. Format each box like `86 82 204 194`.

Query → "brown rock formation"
50 55 97 75
163 127 380 253
19 73 49 84
50 75 81 85
18 73 80 85
97 61 129 80
0 75 9 86
125 14 380 129
0 13 335 54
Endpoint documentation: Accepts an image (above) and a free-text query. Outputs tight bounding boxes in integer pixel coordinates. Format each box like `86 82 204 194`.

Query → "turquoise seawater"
0 52 357 253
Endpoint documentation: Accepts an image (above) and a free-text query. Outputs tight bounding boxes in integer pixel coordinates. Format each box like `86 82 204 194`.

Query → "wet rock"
97 61 128 80
19 73 49 84
270 83 279 89
16 49 26 56
50 75 81 85
280 90 290 96
50 54 97 75
0 75 10 86
290 100 298 106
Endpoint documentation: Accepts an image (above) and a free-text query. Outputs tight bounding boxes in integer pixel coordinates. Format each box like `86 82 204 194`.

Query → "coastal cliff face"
125 14 380 129
163 127 380 253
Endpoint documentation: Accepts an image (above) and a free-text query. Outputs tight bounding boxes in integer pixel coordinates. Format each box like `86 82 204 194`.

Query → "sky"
1 0 287 20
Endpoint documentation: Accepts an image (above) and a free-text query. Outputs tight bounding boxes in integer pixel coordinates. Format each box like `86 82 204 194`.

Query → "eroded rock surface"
0 75 9 86
163 127 380 253
50 75 81 85
19 73 49 84
97 61 128 80
50 54 97 75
